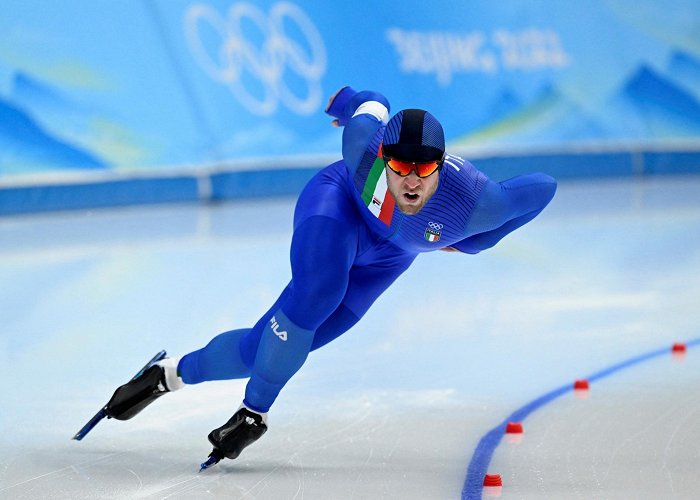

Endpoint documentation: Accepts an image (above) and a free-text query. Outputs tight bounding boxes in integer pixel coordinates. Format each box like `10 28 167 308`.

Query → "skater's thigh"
343 248 417 319
310 245 417 349
240 188 362 361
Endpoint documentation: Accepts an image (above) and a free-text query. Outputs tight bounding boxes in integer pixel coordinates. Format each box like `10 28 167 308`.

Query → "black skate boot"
104 364 169 420
207 407 268 460
73 350 168 440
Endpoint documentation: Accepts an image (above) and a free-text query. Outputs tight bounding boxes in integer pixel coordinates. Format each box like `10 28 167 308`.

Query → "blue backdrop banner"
0 0 699 178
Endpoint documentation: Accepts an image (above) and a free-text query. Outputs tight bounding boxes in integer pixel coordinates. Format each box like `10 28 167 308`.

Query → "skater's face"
385 164 439 215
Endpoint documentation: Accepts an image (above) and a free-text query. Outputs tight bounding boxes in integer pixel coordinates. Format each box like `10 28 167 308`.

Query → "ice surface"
2 176 700 499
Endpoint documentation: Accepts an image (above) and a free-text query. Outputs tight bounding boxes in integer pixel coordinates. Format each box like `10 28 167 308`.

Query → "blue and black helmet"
382 109 445 162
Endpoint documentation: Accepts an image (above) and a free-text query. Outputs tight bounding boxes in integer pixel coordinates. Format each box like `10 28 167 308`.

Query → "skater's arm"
451 173 557 254
325 87 390 174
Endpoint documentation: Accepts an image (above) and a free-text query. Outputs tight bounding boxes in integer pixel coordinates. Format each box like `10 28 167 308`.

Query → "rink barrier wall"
1 147 699 215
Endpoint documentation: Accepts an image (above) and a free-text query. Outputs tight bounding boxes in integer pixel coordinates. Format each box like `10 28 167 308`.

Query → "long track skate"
199 407 268 471
72 350 167 441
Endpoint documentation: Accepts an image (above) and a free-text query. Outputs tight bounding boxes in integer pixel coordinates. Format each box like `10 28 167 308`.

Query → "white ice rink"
2 174 700 499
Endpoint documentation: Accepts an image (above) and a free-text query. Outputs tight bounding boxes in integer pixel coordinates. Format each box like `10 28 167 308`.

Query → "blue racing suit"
177 89 557 413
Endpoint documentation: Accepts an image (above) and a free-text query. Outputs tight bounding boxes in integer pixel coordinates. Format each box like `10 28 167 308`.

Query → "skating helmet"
382 109 445 162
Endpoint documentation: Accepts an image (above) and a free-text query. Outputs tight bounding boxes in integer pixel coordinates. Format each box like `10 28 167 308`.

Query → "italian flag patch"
424 229 441 242
360 145 395 226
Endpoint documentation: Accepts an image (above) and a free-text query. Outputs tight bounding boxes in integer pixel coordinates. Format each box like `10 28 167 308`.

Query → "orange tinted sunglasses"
383 156 443 178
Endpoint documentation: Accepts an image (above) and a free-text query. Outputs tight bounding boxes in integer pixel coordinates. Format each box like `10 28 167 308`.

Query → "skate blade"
72 408 108 441
199 449 224 472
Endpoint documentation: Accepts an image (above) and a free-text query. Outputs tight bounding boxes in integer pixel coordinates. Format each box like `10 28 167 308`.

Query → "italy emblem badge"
424 222 443 242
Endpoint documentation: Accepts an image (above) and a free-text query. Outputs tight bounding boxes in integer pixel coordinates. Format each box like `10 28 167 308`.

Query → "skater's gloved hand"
325 86 357 127
325 87 390 127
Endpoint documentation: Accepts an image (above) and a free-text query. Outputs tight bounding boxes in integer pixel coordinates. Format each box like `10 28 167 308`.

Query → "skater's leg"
310 304 360 350
176 169 360 392
177 328 253 384
310 245 417 350
190 244 414 378
244 214 358 413
238 286 291 367
177 284 294 382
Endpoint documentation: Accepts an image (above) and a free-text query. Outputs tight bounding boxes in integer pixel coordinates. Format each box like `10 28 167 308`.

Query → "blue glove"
325 86 358 127
325 87 391 127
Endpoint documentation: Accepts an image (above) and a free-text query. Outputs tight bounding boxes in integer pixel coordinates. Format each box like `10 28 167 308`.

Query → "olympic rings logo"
184 2 327 116
428 222 444 230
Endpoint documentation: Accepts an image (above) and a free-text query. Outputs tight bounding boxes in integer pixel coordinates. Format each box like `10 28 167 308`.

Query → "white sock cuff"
240 402 268 425
157 357 185 391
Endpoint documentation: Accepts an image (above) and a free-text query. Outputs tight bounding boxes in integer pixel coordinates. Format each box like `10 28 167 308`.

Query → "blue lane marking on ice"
461 337 700 500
